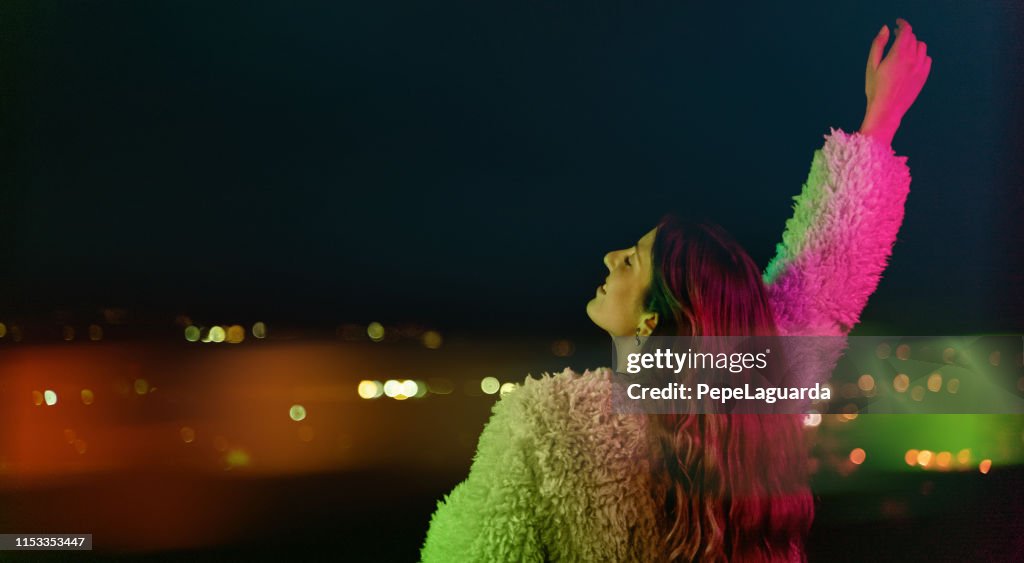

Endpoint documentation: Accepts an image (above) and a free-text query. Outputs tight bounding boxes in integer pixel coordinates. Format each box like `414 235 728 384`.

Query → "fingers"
894 18 917 57
918 55 933 78
867 24 890 70
891 18 932 69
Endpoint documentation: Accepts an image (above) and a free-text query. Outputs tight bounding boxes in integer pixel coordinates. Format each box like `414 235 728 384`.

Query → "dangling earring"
635 327 642 347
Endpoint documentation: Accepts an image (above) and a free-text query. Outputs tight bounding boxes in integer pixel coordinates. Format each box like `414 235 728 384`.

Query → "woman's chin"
585 299 600 326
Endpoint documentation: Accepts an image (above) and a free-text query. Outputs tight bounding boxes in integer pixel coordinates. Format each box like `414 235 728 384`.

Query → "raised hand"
859 18 932 146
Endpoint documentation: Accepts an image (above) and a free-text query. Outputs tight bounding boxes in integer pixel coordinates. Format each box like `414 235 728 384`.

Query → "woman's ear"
637 312 659 336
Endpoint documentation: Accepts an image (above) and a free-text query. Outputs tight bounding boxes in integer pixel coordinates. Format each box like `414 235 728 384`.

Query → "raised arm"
763 18 931 337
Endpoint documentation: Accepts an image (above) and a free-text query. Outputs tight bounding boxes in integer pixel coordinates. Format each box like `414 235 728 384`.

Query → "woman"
421 19 931 562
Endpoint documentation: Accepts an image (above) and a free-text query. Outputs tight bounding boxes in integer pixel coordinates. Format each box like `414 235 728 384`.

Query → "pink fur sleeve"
763 128 911 337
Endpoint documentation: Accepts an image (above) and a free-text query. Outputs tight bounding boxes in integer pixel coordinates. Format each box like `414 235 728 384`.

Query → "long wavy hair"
642 214 813 562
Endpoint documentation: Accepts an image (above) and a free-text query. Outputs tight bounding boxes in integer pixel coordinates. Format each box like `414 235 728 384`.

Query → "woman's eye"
625 256 632 267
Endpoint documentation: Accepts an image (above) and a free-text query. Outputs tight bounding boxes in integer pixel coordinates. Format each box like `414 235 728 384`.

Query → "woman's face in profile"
587 227 658 337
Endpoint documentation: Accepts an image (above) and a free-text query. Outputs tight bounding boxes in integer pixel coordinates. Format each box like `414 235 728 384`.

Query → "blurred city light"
917 450 933 467
896 344 911 360
905 449 919 466
225 448 251 468
400 380 418 398
367 322 385 342
426 378 454 395
383 380 401 398
551 339 575 357
893 373 910 393
803 412 822 427
422 330 443 349
857 374 875 392
134 379 149 395
876 342 891 359
358 380 384 399
989 350 1001 366
943 347 957 363
480 377 500 395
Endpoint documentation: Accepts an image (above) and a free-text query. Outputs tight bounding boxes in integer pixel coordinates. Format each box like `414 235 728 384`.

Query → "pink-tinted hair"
643 215 814 562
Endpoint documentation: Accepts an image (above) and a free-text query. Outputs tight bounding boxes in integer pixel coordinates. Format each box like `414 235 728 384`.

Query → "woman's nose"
603 251 615 270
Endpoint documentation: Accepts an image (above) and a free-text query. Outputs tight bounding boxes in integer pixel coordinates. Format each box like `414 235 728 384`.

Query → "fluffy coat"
419 128 912 562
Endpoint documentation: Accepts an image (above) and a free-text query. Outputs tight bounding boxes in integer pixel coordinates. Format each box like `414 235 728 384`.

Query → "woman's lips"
600 284 607 294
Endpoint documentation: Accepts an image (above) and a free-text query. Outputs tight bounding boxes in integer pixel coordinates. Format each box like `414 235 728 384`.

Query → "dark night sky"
1 1 1021 335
